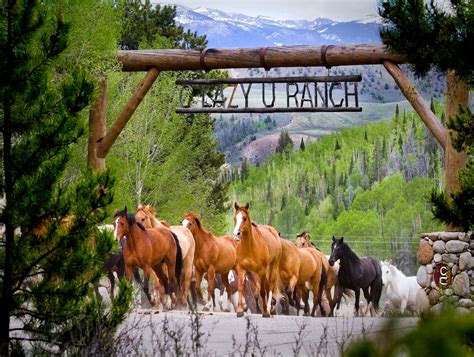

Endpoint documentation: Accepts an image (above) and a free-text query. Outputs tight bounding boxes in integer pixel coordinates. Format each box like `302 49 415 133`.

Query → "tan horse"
295 231 339 316
113 208 183 307
232 202 282 317
277 238 301 315
293 247 326 316
135 204 195 307
182 212 237 311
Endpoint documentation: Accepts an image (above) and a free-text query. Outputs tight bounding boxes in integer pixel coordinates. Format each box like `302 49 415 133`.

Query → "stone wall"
416 232 473 313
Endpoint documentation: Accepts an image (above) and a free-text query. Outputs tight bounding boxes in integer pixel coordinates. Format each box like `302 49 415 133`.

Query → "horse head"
328 236 344 266
380 260 392 286
232 202 250 241
113 207 130 241
182 212 201 236
135 204 155 229
295 231 312 248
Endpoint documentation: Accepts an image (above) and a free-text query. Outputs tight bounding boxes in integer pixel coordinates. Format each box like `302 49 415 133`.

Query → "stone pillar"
416 232 473 313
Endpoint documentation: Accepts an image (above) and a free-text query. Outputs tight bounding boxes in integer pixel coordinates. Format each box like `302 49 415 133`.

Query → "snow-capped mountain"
172 5 382 48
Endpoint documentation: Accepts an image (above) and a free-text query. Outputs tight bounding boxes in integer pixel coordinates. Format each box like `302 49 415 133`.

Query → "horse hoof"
270 308 277 315
202 306 210 312
236 311 245 318
262 312 271 318
303 312 309 317
224 307 231 313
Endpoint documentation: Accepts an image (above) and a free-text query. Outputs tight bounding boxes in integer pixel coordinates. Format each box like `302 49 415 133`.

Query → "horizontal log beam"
176 75 362 85
118 44 406 72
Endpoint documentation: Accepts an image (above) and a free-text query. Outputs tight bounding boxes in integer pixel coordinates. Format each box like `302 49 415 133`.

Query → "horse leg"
180 255 193 308
203 267 216 312
354 289 361 317
142 266 155 306
311 273 322 317
153 264 170 309
302 287 310 317
194 270 206 305
259 273 271 318
236 268 246 317
221 272 233 312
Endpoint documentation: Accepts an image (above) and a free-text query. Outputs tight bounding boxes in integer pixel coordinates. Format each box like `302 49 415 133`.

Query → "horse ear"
244 202 250 210
124 206 128 214
332 236 336 242
340 237 344 243
138 203 143 209
234 202 240 210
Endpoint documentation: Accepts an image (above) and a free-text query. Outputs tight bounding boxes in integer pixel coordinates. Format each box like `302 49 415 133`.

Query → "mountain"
174 5 382 47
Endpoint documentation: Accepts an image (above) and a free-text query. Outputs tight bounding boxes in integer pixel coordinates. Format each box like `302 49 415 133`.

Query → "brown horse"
182 212 237 311
293 247 326 316
232 202 282 317
135 204 195 307
277 238 301 315
295 231 339 316
113 207 183 307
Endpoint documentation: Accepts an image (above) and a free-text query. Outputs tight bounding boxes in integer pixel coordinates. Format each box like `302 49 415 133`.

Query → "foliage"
116 0 207 50
345 310 474 356
275 129 294 157
379 0 474 81
0 1 131 354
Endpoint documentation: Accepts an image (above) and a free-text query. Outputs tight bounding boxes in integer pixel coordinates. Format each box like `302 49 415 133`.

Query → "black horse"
328 236 382 316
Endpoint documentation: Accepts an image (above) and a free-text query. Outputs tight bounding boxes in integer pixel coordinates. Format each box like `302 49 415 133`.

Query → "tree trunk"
88 79 107 171
444 70 468 231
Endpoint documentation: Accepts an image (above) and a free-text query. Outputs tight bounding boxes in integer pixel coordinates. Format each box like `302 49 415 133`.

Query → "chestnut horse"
135 204 195 307
182 212 237 311
113 208 183 307
232 202 282 317
295 231 339 316
277 238 301 315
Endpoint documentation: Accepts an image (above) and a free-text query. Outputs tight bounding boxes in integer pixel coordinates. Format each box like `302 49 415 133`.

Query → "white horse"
380 260 428 315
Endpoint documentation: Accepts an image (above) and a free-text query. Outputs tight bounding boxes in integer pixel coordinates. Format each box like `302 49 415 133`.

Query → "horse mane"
115 210 145 231
337 239 361 269
184 212 203 230
138 203 156 215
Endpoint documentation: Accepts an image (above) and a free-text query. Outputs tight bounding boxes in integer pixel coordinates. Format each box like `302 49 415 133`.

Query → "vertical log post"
88 79 107 171
445 70 468 231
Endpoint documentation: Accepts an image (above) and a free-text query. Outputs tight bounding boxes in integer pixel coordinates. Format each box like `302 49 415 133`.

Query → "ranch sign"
176 75 362 114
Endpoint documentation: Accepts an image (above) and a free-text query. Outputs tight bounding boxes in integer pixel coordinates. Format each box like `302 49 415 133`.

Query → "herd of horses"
102 202 427 318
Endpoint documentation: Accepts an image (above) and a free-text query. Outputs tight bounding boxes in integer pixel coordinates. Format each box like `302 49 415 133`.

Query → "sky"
157 0 380 22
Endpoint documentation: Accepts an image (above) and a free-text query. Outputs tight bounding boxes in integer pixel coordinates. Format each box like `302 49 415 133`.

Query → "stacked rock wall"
416 232 473 313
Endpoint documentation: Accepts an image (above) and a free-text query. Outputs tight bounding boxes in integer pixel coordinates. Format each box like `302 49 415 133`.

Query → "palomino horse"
114 207 183 307
232 202 282 317
182 212 237 311
135 204 195 307
295 231 339 316
329 236 382 316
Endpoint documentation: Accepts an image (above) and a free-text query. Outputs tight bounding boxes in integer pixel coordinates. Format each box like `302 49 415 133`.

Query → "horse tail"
172 232 183 286
371 258 383 310
318 265 328 314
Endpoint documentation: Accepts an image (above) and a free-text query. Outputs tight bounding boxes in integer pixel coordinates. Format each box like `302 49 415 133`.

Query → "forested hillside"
228 106 445 273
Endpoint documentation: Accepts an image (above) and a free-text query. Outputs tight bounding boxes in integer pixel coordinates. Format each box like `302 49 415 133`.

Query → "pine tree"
299 137 306 151
0 2 131 354
275 129 294 157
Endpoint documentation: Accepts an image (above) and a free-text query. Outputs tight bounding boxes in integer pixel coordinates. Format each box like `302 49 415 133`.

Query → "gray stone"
417 266 430 288
447 295 460 303
433 240 446 253
442 254 458 264
456 307 470 315
470 257 474 269
452 264 458 276
426 264 433 274
453 271 471 297
446 240 469 253
431 281 438 289
420 232 441 241
433 253 442 263
428 289 440 305
448 262 454 268
471 286 474 293
440 232 464 241
470 242 474 250
459 298 474 308
444 288 453 296
459 252 472 271
459 233 471 242
430 302 444 314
